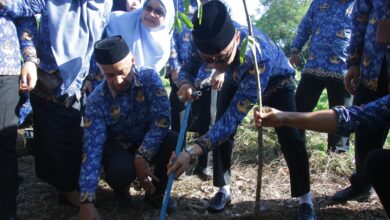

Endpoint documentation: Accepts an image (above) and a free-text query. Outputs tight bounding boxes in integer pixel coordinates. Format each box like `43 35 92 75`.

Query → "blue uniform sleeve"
79 98 107 200
291 1 315 53
2 0 44 18
346 0 370 68
14 16 38 64
168 35 180 74
138 71 171 160
333 95 390 136
177 41 204 87
196 51 271 150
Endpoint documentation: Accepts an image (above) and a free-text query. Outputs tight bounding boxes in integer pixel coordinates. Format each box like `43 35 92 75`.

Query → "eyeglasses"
143 5 166 17
199 40 237 64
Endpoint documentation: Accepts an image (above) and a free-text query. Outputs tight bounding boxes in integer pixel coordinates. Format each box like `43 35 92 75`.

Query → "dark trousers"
169 79 211 171
102 131 177 195
30 95 83 192
0 76 19 219
213 79 310 197
351 63 389 190
365 149 390 216
295 75 352 151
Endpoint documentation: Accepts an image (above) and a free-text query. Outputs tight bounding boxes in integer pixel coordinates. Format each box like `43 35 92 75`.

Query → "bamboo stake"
241 0 264 219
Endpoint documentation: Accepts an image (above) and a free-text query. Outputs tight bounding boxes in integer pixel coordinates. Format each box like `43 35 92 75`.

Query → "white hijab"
105 0 174 72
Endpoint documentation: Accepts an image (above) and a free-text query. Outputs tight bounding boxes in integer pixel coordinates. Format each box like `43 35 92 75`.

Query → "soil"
15 139 387 220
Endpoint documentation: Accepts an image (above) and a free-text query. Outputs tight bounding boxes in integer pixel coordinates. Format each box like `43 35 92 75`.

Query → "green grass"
163 70 389 175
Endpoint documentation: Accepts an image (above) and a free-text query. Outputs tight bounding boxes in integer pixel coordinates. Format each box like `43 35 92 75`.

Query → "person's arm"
289 0 315 67
254 107 338 133
134 70 171 193
255 94 390 136
291 1 314 52
168 43 271 177
167 34 181 84
347 0 370 69
1 0 44 18
137 70 171 161
15 16 38 91
345 0 370 94
176 41 204 101
79 97 107 207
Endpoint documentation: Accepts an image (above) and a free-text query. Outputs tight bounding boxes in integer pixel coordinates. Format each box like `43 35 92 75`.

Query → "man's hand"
134 157 159 194
211 71 225 90
254 106 285 128
344 66 360 95
20 61 37 91
167 144 203 178
78 203 100 220
289 54 299 68
166 151 191 179
177 83 197 102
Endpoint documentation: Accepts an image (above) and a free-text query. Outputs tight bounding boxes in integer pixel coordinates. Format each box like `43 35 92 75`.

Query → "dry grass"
15 115 389 219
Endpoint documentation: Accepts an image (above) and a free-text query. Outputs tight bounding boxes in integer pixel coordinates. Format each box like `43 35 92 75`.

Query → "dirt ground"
16 144 387 220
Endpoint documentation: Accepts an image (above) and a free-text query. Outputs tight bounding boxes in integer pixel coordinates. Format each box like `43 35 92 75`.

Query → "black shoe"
297 203 316 220
115 192 133 209
207 192 231 213
193 168 212 181
145 193 178 214
332 186 373 203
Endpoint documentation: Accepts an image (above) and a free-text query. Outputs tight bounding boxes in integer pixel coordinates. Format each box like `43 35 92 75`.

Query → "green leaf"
172 11 183 33
196 0 202 25
240 37 249 64
247 36 262 57
179 12 193 30
183 0 190 14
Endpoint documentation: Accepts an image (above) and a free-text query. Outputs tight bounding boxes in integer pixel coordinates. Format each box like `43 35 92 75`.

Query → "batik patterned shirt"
3 0 111 97
79 67 171 198
178 22 296 151
291 0 355 81
334 94 390 136
347 0 390 91
0 16 22 76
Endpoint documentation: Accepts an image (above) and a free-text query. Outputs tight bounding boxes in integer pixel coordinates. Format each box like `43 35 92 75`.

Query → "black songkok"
192 1 235 55
94 35 130 65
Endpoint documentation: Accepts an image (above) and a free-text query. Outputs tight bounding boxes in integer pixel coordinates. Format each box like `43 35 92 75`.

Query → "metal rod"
159 91 201 220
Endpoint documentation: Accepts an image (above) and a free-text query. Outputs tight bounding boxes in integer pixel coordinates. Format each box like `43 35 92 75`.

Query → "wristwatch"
184 146 197 164
25 56 40 67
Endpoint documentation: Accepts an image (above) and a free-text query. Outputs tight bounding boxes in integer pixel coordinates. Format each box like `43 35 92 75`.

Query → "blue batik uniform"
80 67 171 199
5 0 111 99
347 0 390 91
3 0 113 193
179 22 296 150
339 0 390 196
334 95 390 136
291 0 355 81
179 22 310 198
291 0 355 152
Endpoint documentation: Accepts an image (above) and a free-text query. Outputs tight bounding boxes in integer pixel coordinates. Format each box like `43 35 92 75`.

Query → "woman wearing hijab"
105 0 175 72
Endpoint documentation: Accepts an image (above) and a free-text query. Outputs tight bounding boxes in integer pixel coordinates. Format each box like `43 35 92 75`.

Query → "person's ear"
131 55 136 66
235 30 241 44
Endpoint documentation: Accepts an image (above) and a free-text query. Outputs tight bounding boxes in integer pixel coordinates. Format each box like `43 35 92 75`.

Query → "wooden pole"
241 0 264 219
